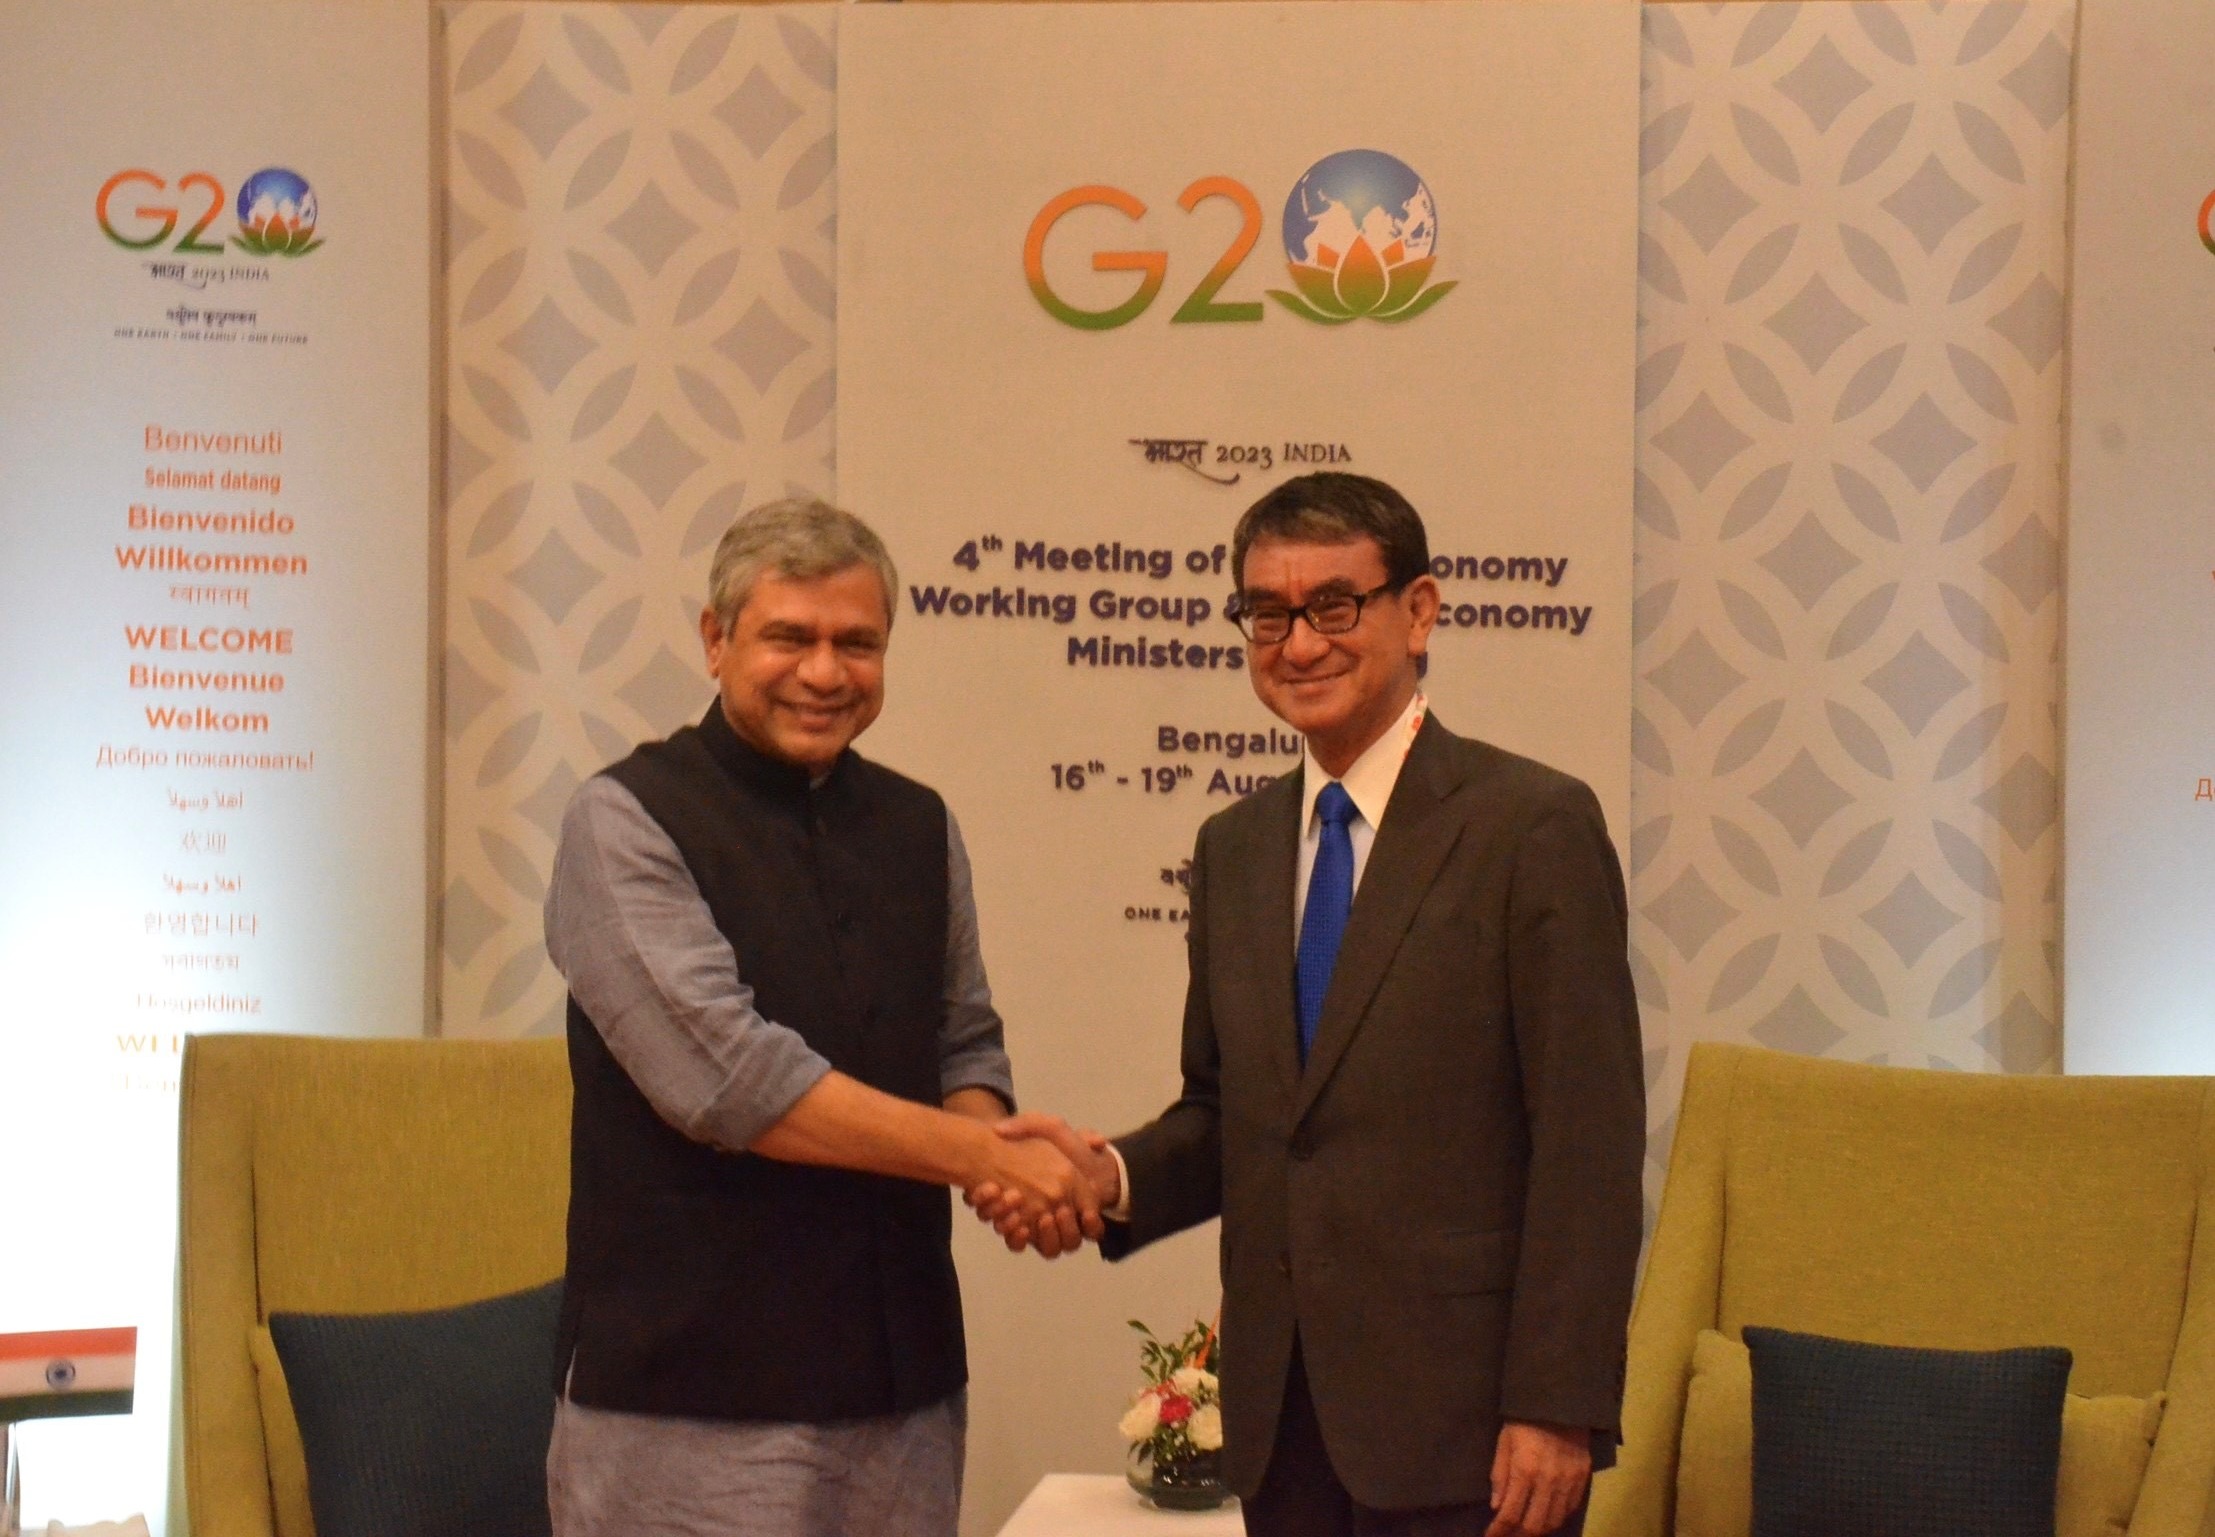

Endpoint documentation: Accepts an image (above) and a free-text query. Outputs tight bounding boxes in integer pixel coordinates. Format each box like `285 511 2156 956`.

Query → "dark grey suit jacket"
1107 715 1645 1510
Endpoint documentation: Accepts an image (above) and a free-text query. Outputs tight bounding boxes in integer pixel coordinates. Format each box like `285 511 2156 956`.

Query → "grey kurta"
543 772 1014 1537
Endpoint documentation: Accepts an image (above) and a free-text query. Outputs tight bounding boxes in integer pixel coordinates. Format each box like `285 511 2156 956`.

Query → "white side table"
997 1474 1243 1536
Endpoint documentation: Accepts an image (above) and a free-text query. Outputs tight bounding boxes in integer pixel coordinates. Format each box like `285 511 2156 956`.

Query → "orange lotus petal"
1334 236 1388 316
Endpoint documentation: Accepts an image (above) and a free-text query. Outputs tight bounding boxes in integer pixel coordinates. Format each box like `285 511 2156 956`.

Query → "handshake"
963 1113 1124 1259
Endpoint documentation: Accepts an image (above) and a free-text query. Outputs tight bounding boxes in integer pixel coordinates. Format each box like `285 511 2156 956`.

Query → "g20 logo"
2200 189 2215 257
97 167 323 257
1025 149 1457 332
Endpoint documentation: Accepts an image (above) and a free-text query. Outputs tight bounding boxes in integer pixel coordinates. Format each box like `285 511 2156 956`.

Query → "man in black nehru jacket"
543 497 1099 1537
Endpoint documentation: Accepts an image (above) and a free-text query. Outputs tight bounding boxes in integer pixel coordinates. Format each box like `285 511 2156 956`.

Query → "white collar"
1300 692 1427 835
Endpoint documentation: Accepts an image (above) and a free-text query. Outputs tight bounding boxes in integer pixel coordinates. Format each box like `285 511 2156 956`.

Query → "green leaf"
1377 256 1436 316
1371 280 1458 324
1265 290 1357 326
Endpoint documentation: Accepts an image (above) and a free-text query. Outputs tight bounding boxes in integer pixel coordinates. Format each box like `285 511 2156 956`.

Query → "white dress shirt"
1293 690 1428 942
1105 691 1428 1219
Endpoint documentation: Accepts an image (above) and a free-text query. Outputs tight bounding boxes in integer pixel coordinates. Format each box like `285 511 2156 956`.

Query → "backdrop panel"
0 2 433 1527
1631 0 2072 1151
837 5 1639 1527
441 2 838 1039
2062 0 2215 1072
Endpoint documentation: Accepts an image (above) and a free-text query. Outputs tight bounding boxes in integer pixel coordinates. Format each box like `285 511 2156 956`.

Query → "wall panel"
442 2 836 1036
1629 0 2071 1181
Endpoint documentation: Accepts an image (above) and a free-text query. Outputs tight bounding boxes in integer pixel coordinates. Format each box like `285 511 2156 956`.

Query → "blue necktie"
1295 782 1358 1064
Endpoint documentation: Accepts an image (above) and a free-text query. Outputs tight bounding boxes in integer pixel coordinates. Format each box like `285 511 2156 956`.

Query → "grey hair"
705 497 899 634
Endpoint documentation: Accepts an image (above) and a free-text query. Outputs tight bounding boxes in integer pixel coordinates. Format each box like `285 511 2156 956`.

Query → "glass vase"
1126 1442 1231 1511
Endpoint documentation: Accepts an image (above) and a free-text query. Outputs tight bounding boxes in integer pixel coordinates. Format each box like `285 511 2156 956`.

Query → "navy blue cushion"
1745 1326 2070 1537
269 1279 561 1537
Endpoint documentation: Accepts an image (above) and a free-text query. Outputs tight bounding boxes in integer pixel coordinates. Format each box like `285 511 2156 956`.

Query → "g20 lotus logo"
1025 150 1453 331
2200 189 2215 258
232 169 321 256
1268 151 1455 324
97 166 322 257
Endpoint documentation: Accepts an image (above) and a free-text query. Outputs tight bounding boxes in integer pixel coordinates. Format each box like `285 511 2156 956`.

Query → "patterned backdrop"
438 1 2073 1200
1631 0 2070 1179
442 3 836 1040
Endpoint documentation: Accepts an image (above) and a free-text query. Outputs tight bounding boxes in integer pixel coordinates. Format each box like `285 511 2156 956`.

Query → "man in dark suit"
979 473 1645 1537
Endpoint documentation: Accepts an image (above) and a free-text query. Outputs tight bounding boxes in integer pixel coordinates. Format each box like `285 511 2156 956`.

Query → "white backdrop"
838 5 1639 1525
2062 0 2215 1072
0 2 433 1529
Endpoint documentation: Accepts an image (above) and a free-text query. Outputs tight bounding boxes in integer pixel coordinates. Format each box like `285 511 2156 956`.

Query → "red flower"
1156 1392 1193 1427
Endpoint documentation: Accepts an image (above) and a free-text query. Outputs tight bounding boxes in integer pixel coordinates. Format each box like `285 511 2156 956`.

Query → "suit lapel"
1293 718 1470 1125
1241 769 1305 1106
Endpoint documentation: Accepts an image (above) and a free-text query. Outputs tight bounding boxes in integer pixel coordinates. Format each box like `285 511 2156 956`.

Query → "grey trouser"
548 1390 965 1537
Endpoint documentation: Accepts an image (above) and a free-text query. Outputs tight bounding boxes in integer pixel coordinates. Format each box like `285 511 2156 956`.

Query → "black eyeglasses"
1227 581 1402 645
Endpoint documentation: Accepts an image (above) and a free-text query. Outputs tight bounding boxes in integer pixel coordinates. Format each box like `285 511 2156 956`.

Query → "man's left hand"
1486 1420 1590 1537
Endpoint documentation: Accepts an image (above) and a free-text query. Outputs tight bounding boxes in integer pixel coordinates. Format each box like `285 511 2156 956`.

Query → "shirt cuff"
938 1050 1017 1114
941 1076 1015 1115
698 1046 832 1152
1104 1142 1134 1222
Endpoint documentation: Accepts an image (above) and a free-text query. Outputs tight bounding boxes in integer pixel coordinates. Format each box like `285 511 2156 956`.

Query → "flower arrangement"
1119 1317 1228 1508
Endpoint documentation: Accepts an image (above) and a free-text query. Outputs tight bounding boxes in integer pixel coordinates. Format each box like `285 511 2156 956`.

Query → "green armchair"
178 1033 570 1537
1588 1042 2215 1537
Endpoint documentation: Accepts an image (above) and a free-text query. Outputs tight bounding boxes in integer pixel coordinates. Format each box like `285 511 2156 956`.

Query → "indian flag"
0 1329 135 1422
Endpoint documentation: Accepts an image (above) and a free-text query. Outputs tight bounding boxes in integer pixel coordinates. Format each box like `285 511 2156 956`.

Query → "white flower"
1118 1392 1161 1443
1171 1366 1212 1396
1188 1404 1224 1451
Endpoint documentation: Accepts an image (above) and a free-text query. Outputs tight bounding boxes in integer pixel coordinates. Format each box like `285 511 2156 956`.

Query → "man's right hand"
971 1130 1101 1259
968 1113 1120 1256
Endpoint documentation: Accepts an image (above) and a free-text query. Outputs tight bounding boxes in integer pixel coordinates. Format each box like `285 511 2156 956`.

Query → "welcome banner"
0 2 432 1525
838 4 1639 1520
2063 0 2215 1071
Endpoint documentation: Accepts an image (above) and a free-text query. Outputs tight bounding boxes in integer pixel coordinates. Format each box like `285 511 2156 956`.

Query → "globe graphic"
1281 150 1436 269
237 168 317 235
